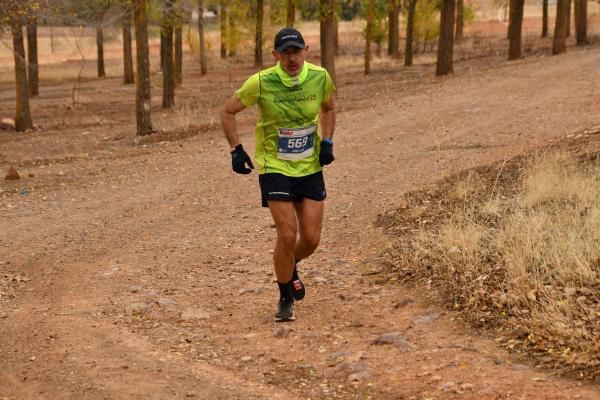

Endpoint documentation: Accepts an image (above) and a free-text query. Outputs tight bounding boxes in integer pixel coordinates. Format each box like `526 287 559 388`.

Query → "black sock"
278 280 293 301
293 259 300 281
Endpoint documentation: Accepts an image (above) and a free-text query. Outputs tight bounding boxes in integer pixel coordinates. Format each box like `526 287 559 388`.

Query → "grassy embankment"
379 139 600 380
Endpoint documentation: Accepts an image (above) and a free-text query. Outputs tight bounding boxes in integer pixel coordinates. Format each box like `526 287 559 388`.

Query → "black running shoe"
292 266 305 301
275 298 295 322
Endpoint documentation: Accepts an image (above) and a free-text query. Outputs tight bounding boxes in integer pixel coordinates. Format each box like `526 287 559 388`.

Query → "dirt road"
2 46 600 399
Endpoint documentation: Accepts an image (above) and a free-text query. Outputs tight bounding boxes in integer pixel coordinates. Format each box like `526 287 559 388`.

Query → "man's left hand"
319 140 334 166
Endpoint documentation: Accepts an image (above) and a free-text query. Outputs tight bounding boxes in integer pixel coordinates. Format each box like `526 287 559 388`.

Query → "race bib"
277 125 316 161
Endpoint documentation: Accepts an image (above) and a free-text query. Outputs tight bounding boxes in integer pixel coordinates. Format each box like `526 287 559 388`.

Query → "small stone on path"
181 308 210 320
394 298 415 309
0 118 15 131
5 166 20 181
371 332 416 351
347 371 369 382
412 311 441 324
129 285 142 293
274 326 293 338
125 302 149 314
157 297 176 306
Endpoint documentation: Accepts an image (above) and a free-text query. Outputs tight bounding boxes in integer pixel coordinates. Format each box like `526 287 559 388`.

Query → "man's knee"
302 231 321 251
277 226 297 249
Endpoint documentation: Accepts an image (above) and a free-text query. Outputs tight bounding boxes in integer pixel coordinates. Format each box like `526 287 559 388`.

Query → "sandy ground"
2 34 600 399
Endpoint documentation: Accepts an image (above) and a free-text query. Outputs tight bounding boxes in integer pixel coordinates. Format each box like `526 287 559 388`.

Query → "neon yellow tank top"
235 61 335 177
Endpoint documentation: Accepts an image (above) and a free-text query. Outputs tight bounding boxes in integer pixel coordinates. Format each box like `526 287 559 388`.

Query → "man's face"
273 45 310 76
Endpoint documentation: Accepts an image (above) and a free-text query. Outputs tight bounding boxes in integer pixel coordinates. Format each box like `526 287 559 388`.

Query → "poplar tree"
552 0 569 54
365 0 375 74
404 0 418 66
197 0 207 74
2 0 35 131
255 0 263 67
320 0 336 84
507 0 524 60
436 0 455 76
133 0 153 134
26 14 39 96
388 0 401 57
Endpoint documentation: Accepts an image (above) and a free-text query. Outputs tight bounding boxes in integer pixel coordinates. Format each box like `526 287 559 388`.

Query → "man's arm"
221 96 247 149
320 97 335 141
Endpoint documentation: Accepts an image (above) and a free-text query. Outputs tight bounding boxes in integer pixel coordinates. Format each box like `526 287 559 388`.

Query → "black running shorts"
258 171 327 208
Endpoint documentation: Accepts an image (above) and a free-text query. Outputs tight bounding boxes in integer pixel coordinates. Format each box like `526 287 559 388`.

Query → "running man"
221 28 336 321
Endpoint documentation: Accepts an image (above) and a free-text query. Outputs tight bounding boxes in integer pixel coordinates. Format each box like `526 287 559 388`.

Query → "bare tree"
455 0 464 40
162 0 175 107
574 0 587 44
175 24 183 85
320 0 336 84
255 0 263 67
365 0 375 74
388 0 401 57
566 0 571 36
219 1 226 58
436 0 456 76
507 0 525 60
27 14 39 96
542 0 548 37
122 6 135 84
553 0 569 54
11 14 34 131
286 0 295 27
197 0 207 74
405 0 417 66
134 0 152 134
96 27 105 77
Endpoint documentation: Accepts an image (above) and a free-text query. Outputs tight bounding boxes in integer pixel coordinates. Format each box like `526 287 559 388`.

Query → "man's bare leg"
268 200 297 283
294 198 324 261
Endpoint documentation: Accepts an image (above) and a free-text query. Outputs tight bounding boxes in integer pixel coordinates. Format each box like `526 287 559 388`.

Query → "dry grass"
378 145 600 380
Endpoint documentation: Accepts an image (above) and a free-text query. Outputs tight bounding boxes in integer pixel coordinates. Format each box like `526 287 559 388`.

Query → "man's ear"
272 50 279 61
304 44 310 56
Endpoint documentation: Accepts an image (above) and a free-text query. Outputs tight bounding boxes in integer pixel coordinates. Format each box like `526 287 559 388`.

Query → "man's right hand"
231 144 254 174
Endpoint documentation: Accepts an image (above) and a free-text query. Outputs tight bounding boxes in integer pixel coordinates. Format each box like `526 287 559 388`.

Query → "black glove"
231 144 254 174
319 140 334 166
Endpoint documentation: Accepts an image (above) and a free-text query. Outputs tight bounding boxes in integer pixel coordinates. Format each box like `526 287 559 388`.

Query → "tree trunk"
333 15 339 55
123 10 135 84
162 0 175 108
542 0 548 37
27 16 39 97
227 7 237 56
507 0 525 60
255 0 263 67
574 0 587 44
320 0 336 84
436 0 456 76
175 25 183 85
12 17 33 132
455 0 464 40
50 25 55 54
388 0 401 57
405 0 417 66
134 0 153 135
286 0 295 27
96 24 105 78
220 2 227 58
365 0 375 74
566 0 571 36
198 0 207 74
553 0 569 54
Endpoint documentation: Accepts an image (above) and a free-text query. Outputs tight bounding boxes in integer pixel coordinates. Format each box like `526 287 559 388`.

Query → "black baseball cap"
274 28 305 52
